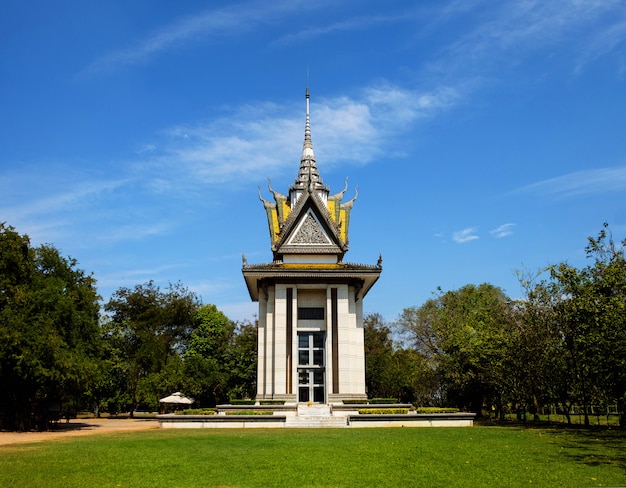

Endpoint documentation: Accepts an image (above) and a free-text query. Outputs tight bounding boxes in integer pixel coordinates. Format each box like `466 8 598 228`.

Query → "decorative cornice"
242 259 382 301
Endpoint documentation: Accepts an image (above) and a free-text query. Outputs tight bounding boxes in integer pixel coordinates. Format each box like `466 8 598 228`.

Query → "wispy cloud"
514 167 626 199
136 84 460 188
98 222 173 244
428 0 626 78
490 223 515 238
273 12 413 45
1 178 127 221
575 17 626 74
453 227 479 243
82 0 323 75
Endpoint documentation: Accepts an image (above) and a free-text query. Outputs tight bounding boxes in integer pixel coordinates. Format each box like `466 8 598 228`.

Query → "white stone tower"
242 89 381 404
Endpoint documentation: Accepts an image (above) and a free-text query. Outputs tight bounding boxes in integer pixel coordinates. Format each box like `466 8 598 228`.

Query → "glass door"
297 332 325 403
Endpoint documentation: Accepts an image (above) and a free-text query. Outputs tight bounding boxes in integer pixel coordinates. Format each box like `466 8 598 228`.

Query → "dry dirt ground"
0 418 159 446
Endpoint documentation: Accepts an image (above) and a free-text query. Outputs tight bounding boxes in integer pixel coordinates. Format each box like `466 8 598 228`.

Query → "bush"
225 410 273 416
415 407 460 414
343 399 369 404
230 400 256 405
259 400 285 405
369 398 399 404
358 408 409 415
178 408 217 415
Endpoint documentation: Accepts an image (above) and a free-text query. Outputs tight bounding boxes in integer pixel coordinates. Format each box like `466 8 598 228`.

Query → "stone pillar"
327 284 367 402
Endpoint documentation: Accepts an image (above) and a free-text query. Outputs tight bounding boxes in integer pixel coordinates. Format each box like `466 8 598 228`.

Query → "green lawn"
1 426 625 487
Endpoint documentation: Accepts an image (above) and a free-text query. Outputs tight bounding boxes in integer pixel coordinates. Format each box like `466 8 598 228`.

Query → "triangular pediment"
274 192 346 256
287 211 333 246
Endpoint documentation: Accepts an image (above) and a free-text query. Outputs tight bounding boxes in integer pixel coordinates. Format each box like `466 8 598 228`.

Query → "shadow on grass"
477 418 626 474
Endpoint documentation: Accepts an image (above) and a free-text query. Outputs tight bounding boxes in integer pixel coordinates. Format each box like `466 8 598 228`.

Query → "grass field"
1 425 625 487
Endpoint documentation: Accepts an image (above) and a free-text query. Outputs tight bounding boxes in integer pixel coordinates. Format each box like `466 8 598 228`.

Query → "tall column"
256 288 267 399
273 285 287 396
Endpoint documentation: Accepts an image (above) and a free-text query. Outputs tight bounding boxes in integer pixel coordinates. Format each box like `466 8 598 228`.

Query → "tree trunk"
533 394 541 423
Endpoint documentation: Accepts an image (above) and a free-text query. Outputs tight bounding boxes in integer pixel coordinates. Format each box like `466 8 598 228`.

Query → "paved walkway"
0 418 158 446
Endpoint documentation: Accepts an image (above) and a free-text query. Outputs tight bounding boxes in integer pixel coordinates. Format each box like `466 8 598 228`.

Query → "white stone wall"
256 282 367 403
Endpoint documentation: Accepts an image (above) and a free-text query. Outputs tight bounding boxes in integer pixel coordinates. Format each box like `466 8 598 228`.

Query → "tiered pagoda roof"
242 89 381 301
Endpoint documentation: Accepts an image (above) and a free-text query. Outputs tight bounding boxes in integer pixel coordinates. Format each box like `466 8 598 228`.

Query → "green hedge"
230 399 256 405
415 407 460 414
225 410 273 416
259 400 285 405
342 399 368 404
358 408 409 415
178 408 217 415
369 398 399 404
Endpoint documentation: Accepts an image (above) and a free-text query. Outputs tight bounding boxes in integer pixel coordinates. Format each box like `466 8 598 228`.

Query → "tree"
364 313 436 403
0 223 101 430
398 283 514 416
504 274 567 422
226 320 257 401
528 224 626 426
103 281 199 414
364 313 397 399
182 304 234 406
182 306 257 406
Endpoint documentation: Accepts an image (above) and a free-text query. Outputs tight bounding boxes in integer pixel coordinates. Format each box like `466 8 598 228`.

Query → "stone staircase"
284 404 348 428
285 415 348 428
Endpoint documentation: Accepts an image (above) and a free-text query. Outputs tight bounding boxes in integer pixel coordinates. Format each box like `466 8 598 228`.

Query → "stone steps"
285 415 348 428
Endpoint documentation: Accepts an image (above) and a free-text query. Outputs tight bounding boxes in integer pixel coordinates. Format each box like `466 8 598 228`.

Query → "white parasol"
159 392 194 404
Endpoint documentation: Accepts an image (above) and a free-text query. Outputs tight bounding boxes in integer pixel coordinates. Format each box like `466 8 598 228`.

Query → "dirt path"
0 418 159 446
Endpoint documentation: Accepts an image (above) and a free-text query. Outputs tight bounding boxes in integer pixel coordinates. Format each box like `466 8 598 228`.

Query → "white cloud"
135 84 461 188
515 167 626 199
273 11 414 45
83 0 324 74
453 227 479 243
575 17 626 73
490 223 515 238
428 0 626 78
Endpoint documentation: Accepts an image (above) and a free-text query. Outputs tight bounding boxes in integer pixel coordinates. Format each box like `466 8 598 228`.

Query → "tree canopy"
0 223 101 430
2 220 625 429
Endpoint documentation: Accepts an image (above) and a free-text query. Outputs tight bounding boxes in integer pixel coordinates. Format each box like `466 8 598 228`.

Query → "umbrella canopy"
159 392 194 404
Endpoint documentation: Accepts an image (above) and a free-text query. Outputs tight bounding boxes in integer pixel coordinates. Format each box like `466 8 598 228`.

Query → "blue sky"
2 0 626 323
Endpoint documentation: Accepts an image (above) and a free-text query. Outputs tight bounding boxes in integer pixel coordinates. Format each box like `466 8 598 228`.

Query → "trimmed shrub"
343 399 369 405
369 398 399 404
415 407 460 414
178 408 217 415
358 408 409 415
230 399 256 405
225 410 273 416
260 400 285 405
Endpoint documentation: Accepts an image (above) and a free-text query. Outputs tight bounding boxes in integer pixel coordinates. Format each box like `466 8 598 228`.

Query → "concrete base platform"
157 406 475 429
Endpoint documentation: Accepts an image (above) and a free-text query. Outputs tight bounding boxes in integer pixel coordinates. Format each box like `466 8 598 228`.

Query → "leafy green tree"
182 306 257 406
182 304 234 406
503 275 567 422
399 283 514 416
530 225 626 426
226 320 257 401
364 313 436 403
0 223 101 430
103 281 199 414
364 313 397 399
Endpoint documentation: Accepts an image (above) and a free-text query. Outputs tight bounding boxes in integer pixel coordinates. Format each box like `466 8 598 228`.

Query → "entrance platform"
157 403 475 429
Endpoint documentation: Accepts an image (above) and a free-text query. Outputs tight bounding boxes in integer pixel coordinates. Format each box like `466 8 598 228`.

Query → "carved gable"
289 212 332 246
276 200 343 256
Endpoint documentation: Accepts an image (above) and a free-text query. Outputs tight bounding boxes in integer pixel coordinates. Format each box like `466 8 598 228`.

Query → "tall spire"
292 87 327 200
302 87 314 160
